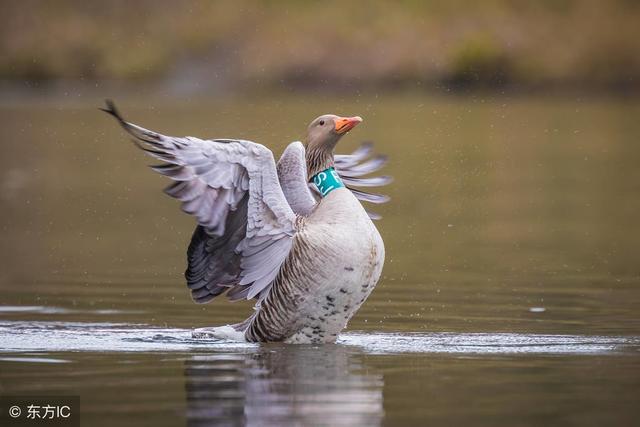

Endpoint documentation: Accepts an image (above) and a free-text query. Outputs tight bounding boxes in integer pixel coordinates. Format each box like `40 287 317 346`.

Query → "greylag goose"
102 101 391 343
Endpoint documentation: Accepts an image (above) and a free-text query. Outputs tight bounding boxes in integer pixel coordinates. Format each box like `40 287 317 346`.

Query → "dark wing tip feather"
100 99 136 136
100 99 126 126
101 99 165 149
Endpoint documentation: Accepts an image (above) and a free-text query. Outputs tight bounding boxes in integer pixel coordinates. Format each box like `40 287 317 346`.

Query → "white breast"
284 188 385 343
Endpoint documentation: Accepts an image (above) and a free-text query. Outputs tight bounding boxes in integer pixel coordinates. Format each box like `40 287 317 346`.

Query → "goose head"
305 114 362 178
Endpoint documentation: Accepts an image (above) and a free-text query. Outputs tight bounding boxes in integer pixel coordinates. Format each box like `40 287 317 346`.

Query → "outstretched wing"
102 100 296 302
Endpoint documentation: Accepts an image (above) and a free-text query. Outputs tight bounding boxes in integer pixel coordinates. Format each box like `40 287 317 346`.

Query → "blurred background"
2 0 640 98
1 2 640 425
2 0 639 328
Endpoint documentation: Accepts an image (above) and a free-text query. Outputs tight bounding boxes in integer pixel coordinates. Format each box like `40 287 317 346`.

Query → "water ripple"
0 320 637 355
338 332 640 355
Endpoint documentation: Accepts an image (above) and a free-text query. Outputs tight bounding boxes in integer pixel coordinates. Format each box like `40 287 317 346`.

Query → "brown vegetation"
1 0 639 92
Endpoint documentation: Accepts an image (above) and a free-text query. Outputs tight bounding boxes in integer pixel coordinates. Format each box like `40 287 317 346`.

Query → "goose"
102 100 391 344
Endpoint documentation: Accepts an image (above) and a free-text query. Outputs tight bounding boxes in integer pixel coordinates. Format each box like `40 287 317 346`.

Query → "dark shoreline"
1 77 638 108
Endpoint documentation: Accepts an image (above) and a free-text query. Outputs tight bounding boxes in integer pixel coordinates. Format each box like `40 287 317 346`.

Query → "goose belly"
285 193 385 343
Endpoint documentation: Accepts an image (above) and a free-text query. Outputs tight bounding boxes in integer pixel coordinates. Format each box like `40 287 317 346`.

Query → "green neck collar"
311 167 344 197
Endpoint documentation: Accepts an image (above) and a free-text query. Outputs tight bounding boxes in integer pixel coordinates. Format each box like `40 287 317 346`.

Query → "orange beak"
334 116 363 134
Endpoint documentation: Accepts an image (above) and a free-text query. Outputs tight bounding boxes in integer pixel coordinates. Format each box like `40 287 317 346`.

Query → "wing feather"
276 142 317 216
335 142 392 219
103 100 296 302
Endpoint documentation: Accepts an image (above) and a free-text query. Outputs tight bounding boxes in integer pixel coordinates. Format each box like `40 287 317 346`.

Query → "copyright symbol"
9 405 21 418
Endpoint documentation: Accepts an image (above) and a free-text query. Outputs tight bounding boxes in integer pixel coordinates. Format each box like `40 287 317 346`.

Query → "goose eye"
319 120 325 126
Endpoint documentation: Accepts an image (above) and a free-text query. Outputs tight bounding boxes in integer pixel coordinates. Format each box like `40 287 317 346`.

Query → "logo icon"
9 405 21 418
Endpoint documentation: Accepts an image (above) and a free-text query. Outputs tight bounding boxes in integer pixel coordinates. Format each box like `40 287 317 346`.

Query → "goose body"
103 102 390 344
247 188 384 343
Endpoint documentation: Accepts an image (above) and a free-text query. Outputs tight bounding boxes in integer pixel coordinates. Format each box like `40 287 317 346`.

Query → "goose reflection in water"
184 345 383 426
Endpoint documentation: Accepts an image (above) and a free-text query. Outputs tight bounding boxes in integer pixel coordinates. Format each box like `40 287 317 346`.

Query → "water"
2 316 637 354
1 94 639 426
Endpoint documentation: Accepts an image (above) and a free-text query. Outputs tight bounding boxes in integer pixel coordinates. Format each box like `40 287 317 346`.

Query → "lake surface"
1 93 639 426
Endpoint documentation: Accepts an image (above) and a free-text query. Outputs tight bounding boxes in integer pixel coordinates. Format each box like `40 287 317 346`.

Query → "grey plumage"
276 141 316 216
102 100 295 302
